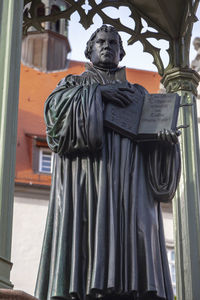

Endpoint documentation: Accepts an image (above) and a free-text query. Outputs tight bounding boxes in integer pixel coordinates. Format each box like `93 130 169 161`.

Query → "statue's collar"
90 64 119 73
85 63 127 82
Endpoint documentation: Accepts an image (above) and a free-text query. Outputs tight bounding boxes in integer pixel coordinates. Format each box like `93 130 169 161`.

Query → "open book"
104 93 181 140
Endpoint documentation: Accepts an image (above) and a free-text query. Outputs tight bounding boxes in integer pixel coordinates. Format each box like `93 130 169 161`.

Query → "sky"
67 4 200 72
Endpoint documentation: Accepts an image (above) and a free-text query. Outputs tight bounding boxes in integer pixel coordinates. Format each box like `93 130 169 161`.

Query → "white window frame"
39 147 53 174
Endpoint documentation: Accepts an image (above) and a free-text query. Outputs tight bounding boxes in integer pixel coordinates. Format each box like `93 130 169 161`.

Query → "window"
51 5 61 33
167 248 176 295
39 148 53 174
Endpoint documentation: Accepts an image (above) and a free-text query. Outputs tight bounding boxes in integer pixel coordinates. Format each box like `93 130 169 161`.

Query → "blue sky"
67 5 200 71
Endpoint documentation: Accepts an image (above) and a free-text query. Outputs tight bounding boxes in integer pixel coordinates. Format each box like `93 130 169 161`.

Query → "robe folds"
35 64 181 300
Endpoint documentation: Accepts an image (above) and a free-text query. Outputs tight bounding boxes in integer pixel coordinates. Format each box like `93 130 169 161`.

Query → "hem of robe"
50 289 171 300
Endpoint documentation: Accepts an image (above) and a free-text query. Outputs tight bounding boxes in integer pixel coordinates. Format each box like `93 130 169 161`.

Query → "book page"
138 94 180 135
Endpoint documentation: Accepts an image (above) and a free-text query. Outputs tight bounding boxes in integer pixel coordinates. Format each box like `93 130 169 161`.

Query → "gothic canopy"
23 0 199 75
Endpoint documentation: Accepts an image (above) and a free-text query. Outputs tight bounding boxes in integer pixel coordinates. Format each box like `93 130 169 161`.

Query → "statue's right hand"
100 84 135 107
157 129 181 145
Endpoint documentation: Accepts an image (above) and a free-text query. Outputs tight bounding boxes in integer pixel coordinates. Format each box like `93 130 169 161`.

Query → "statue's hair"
84 25 126 61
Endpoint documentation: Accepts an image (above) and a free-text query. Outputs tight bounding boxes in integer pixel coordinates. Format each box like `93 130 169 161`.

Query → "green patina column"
0 0 23 288
162 68 200 300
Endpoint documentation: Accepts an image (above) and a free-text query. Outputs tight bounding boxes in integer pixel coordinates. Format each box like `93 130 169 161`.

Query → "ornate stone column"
162 68 200 300
0 0 23 288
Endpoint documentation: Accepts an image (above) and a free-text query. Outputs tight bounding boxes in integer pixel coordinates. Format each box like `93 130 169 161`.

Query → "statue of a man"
35 25 180 300
191 37 200 72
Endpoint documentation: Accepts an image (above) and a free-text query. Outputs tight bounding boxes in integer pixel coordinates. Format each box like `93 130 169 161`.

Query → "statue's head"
193 37 200 51
85 25 126 69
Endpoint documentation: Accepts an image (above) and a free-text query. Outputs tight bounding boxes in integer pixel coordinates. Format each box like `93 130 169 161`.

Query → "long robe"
35 64 180 300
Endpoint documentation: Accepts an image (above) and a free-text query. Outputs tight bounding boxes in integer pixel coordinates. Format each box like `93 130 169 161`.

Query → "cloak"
35 64 180 300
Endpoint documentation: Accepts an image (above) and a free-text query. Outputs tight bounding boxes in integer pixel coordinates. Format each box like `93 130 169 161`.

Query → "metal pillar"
162 68 200 300
0 0 23 288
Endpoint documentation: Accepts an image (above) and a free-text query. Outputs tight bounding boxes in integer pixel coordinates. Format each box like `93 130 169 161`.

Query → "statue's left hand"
157 129 181 145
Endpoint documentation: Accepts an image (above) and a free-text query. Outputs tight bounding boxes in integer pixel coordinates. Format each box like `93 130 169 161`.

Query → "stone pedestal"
0 290 38 300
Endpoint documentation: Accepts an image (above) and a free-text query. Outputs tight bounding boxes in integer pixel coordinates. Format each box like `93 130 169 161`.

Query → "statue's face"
194 40 200 51
90 31 121 69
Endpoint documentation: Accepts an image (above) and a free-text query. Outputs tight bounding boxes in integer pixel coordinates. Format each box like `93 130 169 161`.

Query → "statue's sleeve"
145 142 181 202
44 75 103 155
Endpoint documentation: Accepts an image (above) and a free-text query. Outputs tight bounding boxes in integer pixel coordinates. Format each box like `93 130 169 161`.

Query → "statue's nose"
104 41 111 49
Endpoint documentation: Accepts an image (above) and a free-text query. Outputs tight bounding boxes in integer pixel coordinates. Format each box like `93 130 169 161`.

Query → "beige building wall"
10 186 49 295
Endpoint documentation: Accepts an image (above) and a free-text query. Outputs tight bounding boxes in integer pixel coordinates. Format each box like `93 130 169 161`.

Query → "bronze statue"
35 25 180 300
191 37 200 72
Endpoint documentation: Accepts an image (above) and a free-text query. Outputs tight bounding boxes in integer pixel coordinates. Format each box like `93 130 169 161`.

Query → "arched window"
51 5 61 33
